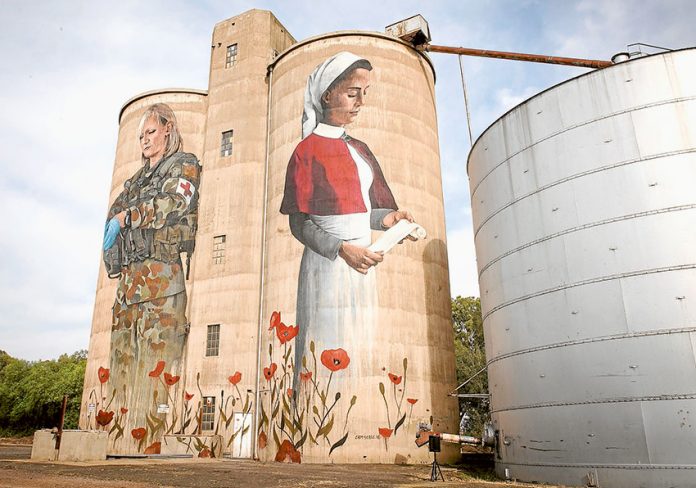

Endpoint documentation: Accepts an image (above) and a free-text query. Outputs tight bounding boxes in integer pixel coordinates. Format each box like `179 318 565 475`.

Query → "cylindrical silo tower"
469 48 696 486
260 31 460 463
80 88 208 452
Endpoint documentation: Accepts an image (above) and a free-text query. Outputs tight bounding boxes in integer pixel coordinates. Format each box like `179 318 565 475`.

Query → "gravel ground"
0 443 563 488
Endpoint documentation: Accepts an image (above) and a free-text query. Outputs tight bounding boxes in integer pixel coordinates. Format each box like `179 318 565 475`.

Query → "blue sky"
0 0 692 360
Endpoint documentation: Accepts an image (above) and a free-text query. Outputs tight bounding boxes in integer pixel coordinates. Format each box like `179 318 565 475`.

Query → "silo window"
221 130 233 157
206 324 220 357
202 396 216 431
225 43 238 68
213 235 226 264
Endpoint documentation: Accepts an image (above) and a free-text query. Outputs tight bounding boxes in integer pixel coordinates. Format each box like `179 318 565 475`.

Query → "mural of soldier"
102 103 201 454
279 52 418 433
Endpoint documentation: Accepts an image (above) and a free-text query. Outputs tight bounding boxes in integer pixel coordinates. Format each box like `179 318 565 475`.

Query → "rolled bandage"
368 219 426 254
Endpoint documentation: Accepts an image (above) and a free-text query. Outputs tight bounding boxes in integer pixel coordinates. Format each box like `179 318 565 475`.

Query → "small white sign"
88 403 96 413
157 403 170 414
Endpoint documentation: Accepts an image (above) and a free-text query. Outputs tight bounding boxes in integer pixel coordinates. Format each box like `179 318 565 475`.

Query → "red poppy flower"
406 398 418 405
258 431 268 449
300 371 312 382
95 409 114 426
148 360 166 377
378 428 393 438
320 349 350 372
287 388 293 398
120 407 128 415
275 439 301 463
276 322 299 344
144 442 161 455
269 311 281 330
228 371 242 385
97 367 110 384
198 448 211 458
185 392 194 401
164 372 180 385
263 363 277 381
131 427 147 440
388 373 402 385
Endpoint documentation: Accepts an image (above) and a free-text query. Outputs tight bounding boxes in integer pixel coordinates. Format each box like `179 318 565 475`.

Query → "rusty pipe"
55 395 68 450
422 44 613 69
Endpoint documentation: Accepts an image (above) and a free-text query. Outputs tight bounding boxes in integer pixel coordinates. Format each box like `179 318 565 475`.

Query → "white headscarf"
302 51 371 139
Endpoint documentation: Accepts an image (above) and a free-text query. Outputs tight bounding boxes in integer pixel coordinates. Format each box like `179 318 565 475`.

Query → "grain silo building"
469 47 696 487
80 9 459 464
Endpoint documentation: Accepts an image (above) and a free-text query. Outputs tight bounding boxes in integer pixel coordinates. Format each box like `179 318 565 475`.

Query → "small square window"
213 235 226 264
221 130 233 157
202 396 216 431
225 43 238 68
206 324 220 357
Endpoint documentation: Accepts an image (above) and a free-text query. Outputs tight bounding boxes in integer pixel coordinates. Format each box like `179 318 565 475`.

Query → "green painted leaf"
394 413 407 435
350 395 357 406
318 414 334 438
379 382 385 395
329 432 349 456
403 357 408 373
273 427 281 450
295 429 308 449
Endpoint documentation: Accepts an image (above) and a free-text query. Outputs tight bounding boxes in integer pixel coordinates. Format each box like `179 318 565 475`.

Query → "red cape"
280 133 397 216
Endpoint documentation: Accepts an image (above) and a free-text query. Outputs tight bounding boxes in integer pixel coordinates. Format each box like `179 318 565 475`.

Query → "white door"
231 413 252 458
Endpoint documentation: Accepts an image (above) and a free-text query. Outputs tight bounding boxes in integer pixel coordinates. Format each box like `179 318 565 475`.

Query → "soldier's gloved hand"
103 217 121 250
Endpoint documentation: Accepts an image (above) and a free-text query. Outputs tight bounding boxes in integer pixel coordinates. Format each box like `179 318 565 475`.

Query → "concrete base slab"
57 430 108 461
30 430 57 461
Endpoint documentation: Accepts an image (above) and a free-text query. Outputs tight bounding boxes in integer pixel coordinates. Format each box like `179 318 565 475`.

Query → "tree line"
0 350 86 436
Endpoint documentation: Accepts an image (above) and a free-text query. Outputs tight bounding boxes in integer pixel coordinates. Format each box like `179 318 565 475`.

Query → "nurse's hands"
382 209 418 242
339 241 383 275
381 209 414 229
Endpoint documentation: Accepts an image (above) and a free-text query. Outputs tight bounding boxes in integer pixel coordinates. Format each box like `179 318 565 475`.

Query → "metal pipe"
253 63 274 461
55 395 68 450
423 44 613 69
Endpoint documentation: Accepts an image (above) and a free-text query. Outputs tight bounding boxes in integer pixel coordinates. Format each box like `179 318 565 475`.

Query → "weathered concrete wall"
181 9 295 455
161 434 223 458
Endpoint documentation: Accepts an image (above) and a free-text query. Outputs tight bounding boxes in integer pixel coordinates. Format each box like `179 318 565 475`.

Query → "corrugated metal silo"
468 48 696 486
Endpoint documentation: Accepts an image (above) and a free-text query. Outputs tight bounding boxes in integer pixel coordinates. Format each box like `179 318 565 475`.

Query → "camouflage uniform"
104 152 201 454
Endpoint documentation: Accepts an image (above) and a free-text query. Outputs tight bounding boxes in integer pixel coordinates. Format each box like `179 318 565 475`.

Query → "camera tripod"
430 451 444 482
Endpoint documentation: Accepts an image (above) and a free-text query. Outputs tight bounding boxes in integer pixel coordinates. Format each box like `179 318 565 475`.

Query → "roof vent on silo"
385 15 431 46
611 52 630 63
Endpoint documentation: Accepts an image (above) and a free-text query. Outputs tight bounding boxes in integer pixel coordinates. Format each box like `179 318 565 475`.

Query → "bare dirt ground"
0 443 563 488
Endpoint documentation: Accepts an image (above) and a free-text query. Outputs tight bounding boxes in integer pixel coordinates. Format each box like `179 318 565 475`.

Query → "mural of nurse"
280 52 417 398
101 103 201 454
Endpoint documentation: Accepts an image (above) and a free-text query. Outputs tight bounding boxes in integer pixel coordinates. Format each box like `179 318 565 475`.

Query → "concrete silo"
81 9 458 463
260 31 459 463
469 48 696 486
80 88 207 454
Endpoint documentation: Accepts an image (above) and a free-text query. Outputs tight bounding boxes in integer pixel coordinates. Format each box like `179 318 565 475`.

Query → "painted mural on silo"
260 52 430 463
88 103 202 455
